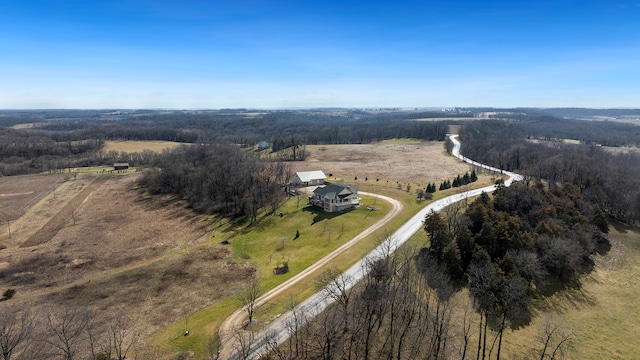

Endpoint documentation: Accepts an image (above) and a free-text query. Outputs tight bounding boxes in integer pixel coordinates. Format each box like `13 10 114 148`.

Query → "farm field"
0 139 480 358
0 173 67 223
291 140 473 187
10 138 628 359
0 172 251 340
102 139 185 153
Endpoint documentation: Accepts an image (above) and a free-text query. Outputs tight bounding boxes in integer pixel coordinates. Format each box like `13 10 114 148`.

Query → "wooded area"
2 108 640 359
0 110 449 176
139 144 290 219
459 119 640 223
262 181 608 360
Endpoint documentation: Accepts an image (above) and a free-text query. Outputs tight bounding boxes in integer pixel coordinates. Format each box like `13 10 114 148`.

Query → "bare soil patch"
290 141 476 186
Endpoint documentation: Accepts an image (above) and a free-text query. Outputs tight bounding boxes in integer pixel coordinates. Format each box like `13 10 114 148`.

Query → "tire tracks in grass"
20 175 109 248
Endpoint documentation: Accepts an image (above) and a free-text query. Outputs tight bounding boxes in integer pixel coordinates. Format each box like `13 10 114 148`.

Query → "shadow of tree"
302 206 344 225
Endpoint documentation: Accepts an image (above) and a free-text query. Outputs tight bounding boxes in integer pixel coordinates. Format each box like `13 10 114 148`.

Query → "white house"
309 184 359 212
293 170 327 187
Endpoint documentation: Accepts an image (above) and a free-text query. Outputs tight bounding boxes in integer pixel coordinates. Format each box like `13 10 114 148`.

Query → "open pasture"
292 140 474 186
0 174 67 223
102 139 185 153
470 224 640 359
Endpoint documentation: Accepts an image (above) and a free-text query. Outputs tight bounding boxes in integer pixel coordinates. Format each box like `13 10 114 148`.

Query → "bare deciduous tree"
534 315 576 360
0 307 35 360
238 276 262 325
43 306 91 360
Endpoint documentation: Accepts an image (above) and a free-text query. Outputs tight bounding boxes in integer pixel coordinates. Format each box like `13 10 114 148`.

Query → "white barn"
292 170 327 187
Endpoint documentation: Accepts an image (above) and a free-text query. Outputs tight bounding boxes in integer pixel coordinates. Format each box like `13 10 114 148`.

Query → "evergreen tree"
471 169 478 182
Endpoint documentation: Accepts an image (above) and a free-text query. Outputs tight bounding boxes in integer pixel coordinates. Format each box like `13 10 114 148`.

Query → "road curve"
222 135 522 359
217 192 402 358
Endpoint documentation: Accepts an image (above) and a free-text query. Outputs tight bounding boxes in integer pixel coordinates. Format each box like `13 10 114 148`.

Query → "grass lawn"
148 190 395 356
148 176 496 358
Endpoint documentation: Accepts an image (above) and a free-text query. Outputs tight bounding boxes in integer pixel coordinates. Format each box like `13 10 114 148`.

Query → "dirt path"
218 191 403 358
20 175 109 247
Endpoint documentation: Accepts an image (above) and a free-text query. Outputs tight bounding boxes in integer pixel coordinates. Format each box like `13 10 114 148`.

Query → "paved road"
222 135 522 359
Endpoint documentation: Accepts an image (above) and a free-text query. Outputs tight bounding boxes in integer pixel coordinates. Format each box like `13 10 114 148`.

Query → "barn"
113 163 130 170
292 170 326 187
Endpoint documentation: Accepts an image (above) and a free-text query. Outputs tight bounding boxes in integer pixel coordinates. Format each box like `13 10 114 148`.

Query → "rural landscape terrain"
1 108 640 359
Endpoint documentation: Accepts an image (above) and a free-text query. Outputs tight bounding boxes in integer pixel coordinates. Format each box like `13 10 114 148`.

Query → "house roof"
296 170 326 182
313 184 358 200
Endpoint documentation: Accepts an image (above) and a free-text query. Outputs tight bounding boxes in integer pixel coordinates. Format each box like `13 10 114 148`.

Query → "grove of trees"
260 181 607 359
139 144 290 219
459 119 640 223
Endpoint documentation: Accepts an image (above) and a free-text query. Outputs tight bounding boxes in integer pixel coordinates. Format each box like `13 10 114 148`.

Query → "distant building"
309 184 359 212
257 141 271 151
293 170 326 187
113 163 129 170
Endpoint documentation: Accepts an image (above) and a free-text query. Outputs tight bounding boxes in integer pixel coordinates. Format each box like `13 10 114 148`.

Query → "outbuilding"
293 170 327 187
113 163 129 170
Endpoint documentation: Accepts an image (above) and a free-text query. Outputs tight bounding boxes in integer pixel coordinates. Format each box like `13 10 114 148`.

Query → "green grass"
148 182 490 358
229 193 390 289
500 224 640 359
155 178 640 359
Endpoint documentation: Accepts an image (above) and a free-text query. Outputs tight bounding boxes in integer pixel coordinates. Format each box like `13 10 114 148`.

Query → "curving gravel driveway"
220 135 522 359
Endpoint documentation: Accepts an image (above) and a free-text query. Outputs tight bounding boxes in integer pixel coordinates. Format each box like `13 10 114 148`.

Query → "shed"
293 170 327 187
113 163 130 170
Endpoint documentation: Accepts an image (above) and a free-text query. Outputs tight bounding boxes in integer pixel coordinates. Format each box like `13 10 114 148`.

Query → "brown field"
0 139 475 355
9 139 631 358
0 174 68 223
0 172 254 344
103 140 185 153
291 140 476 186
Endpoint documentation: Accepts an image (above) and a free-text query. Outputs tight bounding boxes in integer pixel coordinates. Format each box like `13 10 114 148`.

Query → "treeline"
0 128 167 176
459 119 640 223
263 181 605 360
417 181 608 358
432 170 478 191
0 110 451 176
0 305 146 360
0 128 103 175
28 110 450 145
139 144 290 218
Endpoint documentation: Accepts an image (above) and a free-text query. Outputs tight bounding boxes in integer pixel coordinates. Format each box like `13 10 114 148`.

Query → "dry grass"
0 141 474 357
0 174 68 223
0 172 254 341
102 140 185 153
7 139 612 358
291 141 474 186
498 225 640 359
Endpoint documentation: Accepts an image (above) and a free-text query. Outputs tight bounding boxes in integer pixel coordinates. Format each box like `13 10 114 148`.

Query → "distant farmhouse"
113 162 129 170
293 170 326 187
309 184 359 212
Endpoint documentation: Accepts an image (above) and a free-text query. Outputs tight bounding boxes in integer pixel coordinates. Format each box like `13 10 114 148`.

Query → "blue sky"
1 0 639 109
